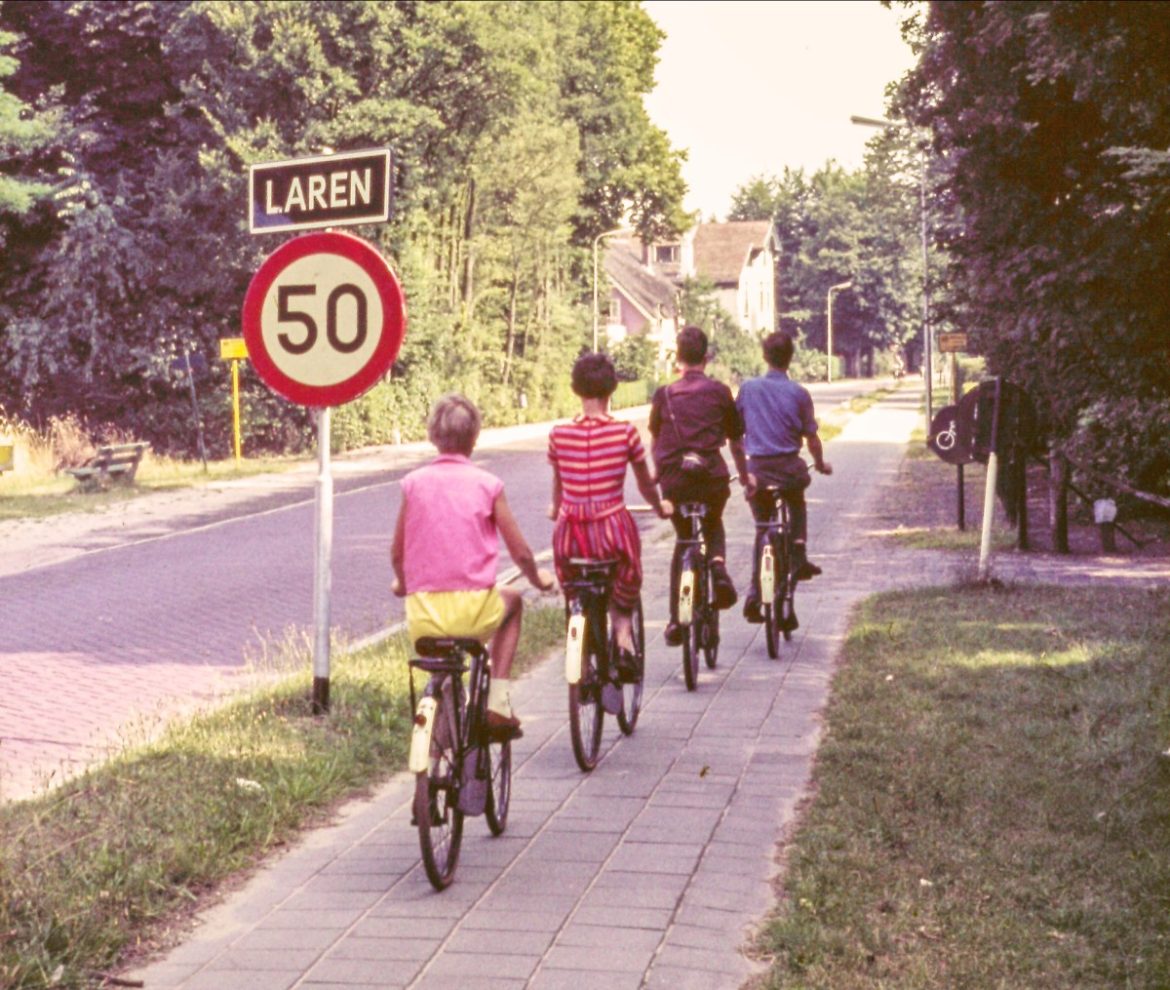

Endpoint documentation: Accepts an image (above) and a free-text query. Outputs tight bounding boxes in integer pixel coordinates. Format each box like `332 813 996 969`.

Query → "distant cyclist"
649 326 752 646
736 331 832 624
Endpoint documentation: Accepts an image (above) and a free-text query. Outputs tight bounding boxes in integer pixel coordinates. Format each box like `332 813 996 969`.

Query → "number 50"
276 283 368 355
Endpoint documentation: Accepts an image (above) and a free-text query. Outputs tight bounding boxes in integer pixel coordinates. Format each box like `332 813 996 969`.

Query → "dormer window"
655 244 679 264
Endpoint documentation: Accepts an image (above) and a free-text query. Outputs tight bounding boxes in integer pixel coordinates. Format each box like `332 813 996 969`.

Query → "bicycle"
408 635 511 890
672 503 719 691
562 558 645 772
754 486 798 659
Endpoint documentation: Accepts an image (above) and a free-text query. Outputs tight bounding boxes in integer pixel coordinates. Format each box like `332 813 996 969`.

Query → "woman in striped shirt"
548 353 671 672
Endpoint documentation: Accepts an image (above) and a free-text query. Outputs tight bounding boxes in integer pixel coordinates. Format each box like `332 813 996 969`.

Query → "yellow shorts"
405 588 505 646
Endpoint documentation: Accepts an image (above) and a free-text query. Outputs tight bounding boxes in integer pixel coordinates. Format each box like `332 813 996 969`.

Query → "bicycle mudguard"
408 696 437 774
565 613 586 684
678 568 695 625
760 544 775 601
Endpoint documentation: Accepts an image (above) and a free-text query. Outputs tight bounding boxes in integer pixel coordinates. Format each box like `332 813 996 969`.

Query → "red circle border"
241 231 406 407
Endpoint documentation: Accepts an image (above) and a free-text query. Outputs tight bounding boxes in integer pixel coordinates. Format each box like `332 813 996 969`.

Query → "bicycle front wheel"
484 738 511 835
569 617 605 771
617 597 644 735
415 707 464 890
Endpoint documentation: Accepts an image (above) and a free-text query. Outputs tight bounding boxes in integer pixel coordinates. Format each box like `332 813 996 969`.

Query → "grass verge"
756 583 1170 989
0 605 564 990
0 456 302 522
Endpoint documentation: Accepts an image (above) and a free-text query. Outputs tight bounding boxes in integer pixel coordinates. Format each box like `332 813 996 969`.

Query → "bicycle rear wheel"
484 738 511 835
617 597 644 735
415 702 464 890
763 535 780 659
778 531 797 642
703 599 719 669
569 616 605 771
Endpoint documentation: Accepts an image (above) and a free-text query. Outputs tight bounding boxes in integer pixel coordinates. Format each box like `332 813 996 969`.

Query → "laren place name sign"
248 148 392 234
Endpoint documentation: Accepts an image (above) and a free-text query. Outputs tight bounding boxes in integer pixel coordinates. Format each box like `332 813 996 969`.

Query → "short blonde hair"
427 393 481 455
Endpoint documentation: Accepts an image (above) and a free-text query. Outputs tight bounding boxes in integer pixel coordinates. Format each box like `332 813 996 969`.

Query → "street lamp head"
851 114 897 129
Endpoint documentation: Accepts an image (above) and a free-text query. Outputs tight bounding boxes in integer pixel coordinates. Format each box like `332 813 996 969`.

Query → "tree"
0 0 690 456
729 160 923 376
897 1 1170 493
0 28 53 219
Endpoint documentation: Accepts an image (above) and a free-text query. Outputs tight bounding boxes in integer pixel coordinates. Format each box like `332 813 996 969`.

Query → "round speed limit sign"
241 231 406 407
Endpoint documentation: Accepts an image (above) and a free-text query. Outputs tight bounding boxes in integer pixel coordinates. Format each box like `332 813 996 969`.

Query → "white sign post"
242 230 405 712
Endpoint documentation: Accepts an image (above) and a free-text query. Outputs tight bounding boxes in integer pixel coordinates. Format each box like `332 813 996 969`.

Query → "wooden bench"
65 442 150 491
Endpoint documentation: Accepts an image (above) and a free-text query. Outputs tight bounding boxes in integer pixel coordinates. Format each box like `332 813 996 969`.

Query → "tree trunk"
460 177 476 312
502 268 518 386
1048 448 1069 553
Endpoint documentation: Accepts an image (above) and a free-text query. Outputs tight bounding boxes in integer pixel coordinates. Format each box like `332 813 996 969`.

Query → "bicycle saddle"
415 636 487 658
678 502 708 517
566 557 618 575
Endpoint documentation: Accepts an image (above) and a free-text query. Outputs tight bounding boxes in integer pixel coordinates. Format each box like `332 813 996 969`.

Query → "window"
655 244 679 264
607 298 621 322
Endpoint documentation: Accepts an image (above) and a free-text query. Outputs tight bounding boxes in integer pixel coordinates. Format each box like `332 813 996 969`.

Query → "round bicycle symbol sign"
242 231 406 407
927 404 972 465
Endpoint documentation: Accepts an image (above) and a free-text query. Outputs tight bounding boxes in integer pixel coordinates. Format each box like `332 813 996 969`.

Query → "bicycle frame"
755 488 797 656
755 492 792 590
675 504 708 625
562 561 615 685
408 640 492 813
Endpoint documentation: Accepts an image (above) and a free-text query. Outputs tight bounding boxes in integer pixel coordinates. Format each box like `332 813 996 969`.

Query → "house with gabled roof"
601 220 778 363
689 220 778 335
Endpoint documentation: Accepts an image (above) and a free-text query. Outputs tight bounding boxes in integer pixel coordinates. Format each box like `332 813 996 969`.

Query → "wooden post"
957 464 966 531
1048 450 1069 553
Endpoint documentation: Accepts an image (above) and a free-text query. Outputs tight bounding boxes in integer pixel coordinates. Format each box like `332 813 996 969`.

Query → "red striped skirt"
553 500 643 610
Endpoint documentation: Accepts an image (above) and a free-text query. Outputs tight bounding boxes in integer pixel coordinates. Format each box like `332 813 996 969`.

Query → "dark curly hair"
571 352 619 399
762 331 795 370
676 325 708 365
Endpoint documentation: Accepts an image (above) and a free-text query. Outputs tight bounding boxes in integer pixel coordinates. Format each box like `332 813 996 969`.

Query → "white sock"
488 678 512 716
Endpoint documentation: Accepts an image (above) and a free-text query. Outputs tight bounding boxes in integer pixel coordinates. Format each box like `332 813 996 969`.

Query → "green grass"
0 605 564 989
0 455 302 521
755 584 1170 989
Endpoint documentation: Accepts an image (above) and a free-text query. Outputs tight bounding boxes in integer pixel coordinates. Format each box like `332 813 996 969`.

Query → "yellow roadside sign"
938 332 969 354
220 337 249 361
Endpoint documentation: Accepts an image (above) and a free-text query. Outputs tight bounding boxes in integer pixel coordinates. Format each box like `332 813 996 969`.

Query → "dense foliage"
0 0 687 456
897 0 1170 496
728 153 926 379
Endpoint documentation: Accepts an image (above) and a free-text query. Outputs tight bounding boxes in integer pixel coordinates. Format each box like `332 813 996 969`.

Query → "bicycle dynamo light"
409 695 437 773
565 613 585 684
678 569 695 625
760 544 775 602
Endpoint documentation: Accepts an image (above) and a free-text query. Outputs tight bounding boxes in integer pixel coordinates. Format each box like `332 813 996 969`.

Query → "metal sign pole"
231 359 242 465
312 406 333 713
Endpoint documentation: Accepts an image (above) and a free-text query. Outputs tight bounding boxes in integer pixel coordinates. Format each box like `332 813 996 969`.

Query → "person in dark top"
649 325 752 646
736 330 833 623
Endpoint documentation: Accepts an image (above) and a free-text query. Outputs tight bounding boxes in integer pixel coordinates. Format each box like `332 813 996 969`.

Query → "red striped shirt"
548 416 645 506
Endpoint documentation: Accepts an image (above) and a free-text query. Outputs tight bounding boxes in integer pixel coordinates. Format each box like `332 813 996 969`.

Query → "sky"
642 1 920 220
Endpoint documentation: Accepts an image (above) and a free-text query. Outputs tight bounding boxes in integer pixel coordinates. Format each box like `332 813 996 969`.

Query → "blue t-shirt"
735 369 818 457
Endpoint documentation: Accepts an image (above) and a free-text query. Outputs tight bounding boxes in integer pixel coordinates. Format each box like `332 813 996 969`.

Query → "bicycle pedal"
601 683 622 715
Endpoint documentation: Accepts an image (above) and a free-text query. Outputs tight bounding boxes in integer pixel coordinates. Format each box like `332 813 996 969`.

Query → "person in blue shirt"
735 331 833 623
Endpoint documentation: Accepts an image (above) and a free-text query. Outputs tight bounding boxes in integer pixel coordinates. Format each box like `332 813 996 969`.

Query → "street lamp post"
851 114 933 424
592 227 625 352
826 280 852 383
